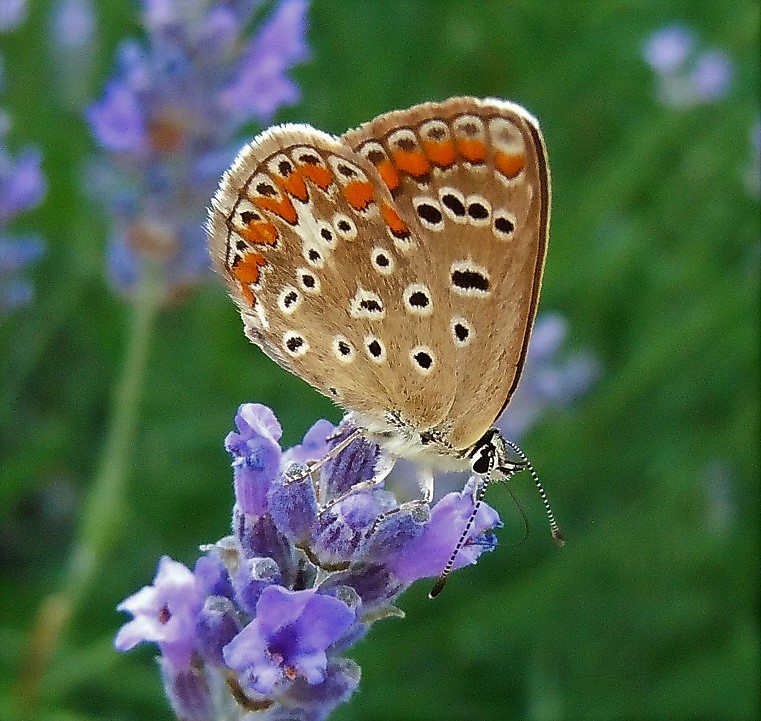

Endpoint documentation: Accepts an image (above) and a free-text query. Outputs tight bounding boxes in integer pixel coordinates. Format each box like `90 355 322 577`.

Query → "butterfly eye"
470 444 494 476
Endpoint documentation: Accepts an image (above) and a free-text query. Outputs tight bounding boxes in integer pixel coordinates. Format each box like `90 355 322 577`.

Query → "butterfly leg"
285 429 362 485
317 450 395 514
367 466 435 534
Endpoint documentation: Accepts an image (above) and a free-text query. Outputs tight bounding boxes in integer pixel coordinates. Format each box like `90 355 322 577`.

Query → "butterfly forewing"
207 122 459 428
208 96 549 461
343 97 550 450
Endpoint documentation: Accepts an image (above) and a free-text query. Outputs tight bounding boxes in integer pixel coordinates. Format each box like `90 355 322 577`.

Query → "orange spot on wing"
422 139 456 168
276 170 309 201
391 149 430 178
299 163 333 190
231 252 266 306
375 158 400 191
381 203 411 238
253 195 298 225
342 180 374 211
456 138 487 163
494 150 525 178
239 221 278 247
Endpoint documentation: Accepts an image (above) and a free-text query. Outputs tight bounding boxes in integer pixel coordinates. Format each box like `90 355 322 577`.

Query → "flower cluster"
643 24 734 107
86 0 310 299
116 404 501 720
0 112 45 315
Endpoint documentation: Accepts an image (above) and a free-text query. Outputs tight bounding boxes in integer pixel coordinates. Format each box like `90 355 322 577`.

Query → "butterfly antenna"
506 485 531 545
503 439 564 546
429 477 492 599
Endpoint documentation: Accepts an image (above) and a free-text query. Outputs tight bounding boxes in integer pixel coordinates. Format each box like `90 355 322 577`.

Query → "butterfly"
207 97 560 593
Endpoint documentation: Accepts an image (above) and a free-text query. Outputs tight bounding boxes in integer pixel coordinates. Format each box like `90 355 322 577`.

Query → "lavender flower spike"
0 113 46 315
116 405 502 719
87 0 311 300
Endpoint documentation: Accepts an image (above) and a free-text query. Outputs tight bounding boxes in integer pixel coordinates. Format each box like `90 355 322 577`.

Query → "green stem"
18 265 162 712
66 267 162 604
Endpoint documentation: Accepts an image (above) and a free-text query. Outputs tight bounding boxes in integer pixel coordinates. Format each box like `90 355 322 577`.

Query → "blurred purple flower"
116 404 502 718
498 313 599 439
643 24 694 74
0 0 26 31
0 115 45 315
643 24 734 107
690 50 734 102
86 0 311 300
51 0 95 48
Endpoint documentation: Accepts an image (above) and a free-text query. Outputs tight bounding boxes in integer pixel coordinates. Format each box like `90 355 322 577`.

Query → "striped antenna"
429 476 494 599
429 439 564 599
503 438 564 546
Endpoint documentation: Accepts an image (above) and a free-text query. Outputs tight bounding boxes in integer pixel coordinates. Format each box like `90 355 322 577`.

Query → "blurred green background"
1 1 758 720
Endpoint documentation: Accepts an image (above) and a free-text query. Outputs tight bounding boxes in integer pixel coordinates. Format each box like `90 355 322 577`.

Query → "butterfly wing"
207 122 460 431
342 97 550 451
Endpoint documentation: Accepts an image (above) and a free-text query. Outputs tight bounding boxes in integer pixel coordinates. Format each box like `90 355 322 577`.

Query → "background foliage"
1 1 758 719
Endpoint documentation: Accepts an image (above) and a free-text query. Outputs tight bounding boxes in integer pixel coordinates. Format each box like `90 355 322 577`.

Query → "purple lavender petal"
219 0 310 123
195 596 241 666
51 0 95 49
233 509 296 583
224 586 354 694
387 482 501 584
321 425 379 496
282 418 335 466
115 555 203 666
159 656 215 721
87 82 148 154
268 468 319 546
90 0 310 298
142 0 179 31
226 403 283 515
0 148 45 222
0 236 44 272
196 5 240 59
193 553 234 599
319 563 403 608
282 658 361 716
313 490 396 565
359 505 428 563
233 556 281 614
